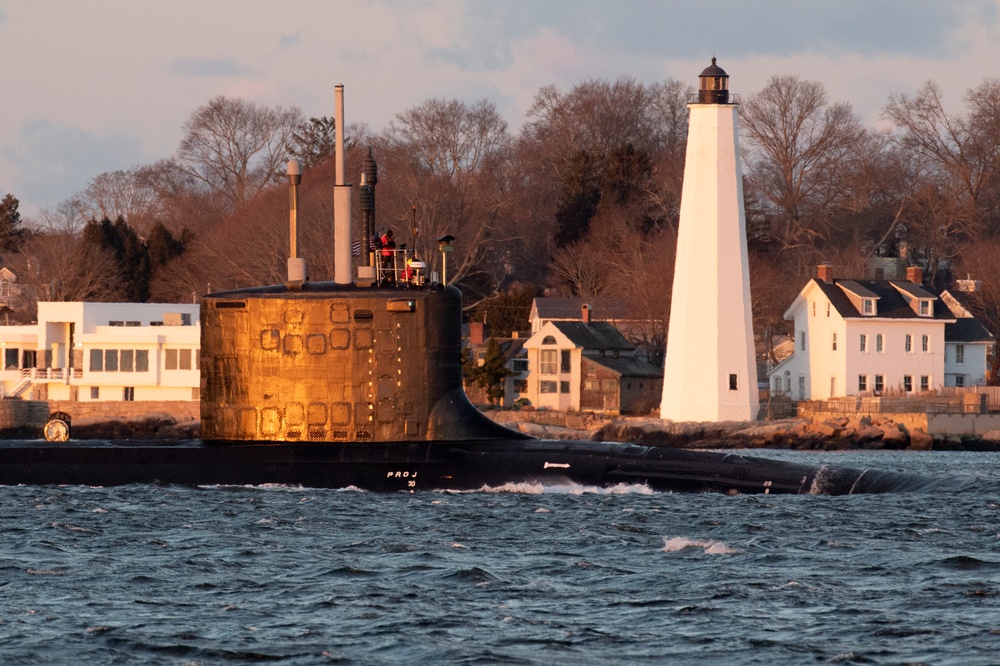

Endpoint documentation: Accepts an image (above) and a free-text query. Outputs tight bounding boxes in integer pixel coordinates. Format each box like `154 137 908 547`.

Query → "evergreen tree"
0 194 27 253
146 222 187 269
82 217 152 302
473 338 512 405
290 116 338 168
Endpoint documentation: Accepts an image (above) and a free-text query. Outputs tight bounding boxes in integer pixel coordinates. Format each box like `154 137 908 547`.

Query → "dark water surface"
2 450 998 665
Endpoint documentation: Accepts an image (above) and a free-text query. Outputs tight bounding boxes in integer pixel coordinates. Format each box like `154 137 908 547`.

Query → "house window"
919 300 930 316
542 336 556 345
123 387 135 401
830 376 836 396
876 334 884 353
512 359 528 373
4 348 18 369
560 350 571 373
863 299 873 315
90 349 103 371
121 349 134 372
955 375 965 387
905 334 912 353
874 375 885 393
826 302 830 317
920 375 929 391
798 376 805 399
860 334 867 353
729 374 738 390
539 380 557 393
799 331 806 351
104 350 119 372
955 344 965 364
858 375 868 392
922 335 929 353
903 375 913 393
584 380 599 391
831 333 837 351
560 381 570 394
90 386 99 399
540 350 558 375
812 302 816 317
774 377 782 393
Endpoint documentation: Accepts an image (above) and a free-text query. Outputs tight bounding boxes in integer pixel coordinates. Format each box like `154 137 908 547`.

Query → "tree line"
3 75 1000 378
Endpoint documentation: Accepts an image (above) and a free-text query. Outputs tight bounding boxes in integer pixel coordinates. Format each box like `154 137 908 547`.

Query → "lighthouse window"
729 374 738 390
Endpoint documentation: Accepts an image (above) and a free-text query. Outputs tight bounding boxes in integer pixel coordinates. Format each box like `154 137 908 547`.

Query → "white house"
769 265 992 400
0 301 200 403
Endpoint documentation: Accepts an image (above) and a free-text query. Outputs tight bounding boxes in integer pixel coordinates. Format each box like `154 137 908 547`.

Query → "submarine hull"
0 438 921 495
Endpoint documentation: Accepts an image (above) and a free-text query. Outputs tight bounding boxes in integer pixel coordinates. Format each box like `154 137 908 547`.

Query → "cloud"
169 57 252 78
279 31 300 50
3 121 145 212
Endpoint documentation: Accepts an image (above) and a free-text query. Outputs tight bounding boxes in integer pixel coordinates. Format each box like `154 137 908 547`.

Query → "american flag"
351 239 362 257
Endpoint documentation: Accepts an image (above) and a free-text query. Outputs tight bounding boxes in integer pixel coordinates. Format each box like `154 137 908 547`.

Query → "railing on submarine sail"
371 247 428 287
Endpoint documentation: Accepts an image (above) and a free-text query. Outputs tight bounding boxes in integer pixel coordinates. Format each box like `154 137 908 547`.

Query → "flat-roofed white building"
0 302 200 403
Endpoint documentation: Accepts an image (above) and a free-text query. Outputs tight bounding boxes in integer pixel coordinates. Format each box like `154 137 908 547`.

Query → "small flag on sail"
351 239 362 257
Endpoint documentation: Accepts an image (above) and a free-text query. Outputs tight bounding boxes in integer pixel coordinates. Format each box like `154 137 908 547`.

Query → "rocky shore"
491 412 1000 452
6 409 1000 451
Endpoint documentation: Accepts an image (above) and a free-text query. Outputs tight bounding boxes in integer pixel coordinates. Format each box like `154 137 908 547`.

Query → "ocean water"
1 450 998 665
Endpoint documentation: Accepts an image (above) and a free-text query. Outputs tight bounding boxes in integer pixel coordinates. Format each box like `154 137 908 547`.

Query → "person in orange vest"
380 228 396 282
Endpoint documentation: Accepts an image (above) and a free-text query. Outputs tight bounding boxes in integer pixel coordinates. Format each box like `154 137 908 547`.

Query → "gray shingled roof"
552 321 633 351
584 355 663 378
946 318 995 343
814 279 955 321
532 297 630 321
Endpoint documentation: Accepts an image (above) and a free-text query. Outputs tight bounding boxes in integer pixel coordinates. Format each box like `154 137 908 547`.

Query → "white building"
660 59 759 422
769 266 993 400
0 302 200 402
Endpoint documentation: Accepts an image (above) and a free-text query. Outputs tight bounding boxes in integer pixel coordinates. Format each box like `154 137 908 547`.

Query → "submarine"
0 86 927 495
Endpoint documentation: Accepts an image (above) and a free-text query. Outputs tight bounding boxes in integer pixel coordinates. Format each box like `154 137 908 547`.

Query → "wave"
662 536 741 555
443 481 655 495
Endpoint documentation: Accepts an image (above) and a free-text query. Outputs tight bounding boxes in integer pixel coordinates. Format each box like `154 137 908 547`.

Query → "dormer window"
918 299 931 316
862 299 874 316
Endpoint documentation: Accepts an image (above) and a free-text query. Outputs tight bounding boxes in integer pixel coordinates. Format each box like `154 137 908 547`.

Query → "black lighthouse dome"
698 57 729 104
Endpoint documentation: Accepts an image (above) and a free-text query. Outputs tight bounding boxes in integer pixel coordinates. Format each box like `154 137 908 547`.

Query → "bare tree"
883 80 1000 239
69 167 163 235
176 96 303 212
741 75 866 249
378 98 513 298
5 230 125 309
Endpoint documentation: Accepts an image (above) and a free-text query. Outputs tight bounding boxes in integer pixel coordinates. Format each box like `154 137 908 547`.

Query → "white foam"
662 536 741 555
446 482 654 495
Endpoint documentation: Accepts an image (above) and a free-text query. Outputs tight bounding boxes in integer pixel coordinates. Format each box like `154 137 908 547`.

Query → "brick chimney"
906 265 923 285
469 322 489 345
581 303 592 325
817 264 834 284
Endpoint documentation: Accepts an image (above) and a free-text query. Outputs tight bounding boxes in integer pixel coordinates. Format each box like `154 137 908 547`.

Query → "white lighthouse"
659 59 759 422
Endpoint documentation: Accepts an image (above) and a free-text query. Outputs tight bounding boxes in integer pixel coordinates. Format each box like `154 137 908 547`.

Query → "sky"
2 0 999 220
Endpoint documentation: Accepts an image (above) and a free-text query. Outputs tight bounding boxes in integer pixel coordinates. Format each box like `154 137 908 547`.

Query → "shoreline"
4 411 998 452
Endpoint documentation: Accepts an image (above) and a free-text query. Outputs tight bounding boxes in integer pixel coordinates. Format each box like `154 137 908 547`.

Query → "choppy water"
2 450 999 665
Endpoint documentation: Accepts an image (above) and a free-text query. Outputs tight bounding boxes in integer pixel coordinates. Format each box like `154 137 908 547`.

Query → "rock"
981 430 1000 442
907 429 933 451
